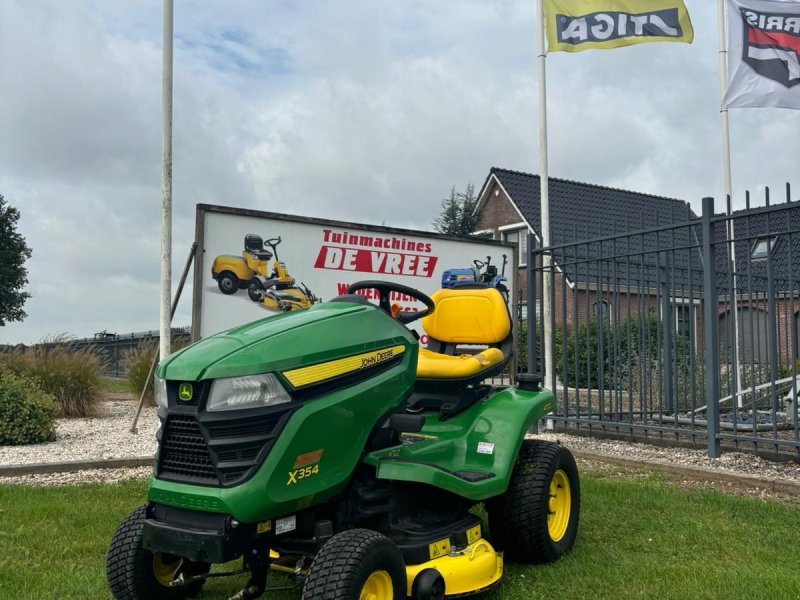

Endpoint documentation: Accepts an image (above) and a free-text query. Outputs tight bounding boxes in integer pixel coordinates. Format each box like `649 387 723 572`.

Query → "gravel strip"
1 401 798 488
0 400 159 467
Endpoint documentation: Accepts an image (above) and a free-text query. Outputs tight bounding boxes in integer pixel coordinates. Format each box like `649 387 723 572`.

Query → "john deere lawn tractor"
211 235 317 312
106 281 580 600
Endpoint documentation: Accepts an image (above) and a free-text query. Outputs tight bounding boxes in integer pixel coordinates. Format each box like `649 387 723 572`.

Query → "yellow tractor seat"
416 347 505 380
415 287 513 382
409 286 513 419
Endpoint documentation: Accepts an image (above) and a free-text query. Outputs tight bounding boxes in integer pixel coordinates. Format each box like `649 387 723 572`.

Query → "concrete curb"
572 450 800 495
0 457 153 477
2 452 799 497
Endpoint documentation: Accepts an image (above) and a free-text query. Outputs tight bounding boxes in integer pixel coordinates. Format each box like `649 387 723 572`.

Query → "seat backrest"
421 287 511 345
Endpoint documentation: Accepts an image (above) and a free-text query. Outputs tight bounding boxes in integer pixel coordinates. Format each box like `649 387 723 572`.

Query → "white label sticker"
477 442 495 455
275 515 297 535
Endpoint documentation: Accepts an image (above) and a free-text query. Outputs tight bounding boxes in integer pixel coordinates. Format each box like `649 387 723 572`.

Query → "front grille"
156 406 295 488
206 416 282 439
159 415 216 482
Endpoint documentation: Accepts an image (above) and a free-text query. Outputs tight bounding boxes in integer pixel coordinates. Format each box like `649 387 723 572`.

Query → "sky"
1 0 798 344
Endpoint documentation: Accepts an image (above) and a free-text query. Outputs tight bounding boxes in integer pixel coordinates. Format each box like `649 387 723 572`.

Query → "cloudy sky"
1 0 798 344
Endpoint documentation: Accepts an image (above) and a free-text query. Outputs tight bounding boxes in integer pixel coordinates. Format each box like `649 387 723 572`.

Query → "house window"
675 304 692 339
592 300 611 322
751 237 777 260
502 228 529 266
518 300 541 322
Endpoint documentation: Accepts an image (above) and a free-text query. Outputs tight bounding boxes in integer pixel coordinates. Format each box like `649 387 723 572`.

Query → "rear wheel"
487 440 580 564
217 272 239 295
106 505 209 600
302 529 406 600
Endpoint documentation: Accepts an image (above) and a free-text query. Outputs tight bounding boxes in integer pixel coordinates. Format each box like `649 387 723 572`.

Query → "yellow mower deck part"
260 289 313 312
405 538 502 598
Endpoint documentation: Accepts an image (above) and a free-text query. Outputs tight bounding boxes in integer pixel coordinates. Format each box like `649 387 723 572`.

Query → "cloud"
0 0 798 343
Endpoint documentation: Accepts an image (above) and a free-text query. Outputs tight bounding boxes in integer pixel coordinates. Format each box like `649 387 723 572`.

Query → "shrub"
123 341 157 406
0 337 104 418
0 368 58 445
124 339 190 407
552 314 691 393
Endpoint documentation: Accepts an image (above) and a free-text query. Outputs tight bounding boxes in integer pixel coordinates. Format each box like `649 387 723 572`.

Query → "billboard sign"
192 205 516 343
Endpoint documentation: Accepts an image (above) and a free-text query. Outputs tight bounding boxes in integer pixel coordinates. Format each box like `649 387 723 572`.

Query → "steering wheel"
347 280 435 324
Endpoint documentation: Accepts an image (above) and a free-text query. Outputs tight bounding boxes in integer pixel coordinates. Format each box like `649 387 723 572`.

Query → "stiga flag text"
545 0 694 53
723 0 800 109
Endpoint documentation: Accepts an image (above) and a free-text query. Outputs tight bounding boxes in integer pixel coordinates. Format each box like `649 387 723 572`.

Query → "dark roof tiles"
486 167 696 240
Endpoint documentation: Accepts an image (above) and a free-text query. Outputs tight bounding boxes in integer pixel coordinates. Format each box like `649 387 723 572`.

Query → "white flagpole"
160 0 174 361
717 0 743 405
536 0 554 390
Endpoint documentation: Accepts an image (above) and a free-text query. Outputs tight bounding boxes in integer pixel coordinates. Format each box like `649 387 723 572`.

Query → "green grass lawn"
99 377 131 395
0 473 798 600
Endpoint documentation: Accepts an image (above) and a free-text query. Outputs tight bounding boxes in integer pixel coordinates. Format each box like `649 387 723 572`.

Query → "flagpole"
536 0 554 392
717 0 743 405
160 0 174 362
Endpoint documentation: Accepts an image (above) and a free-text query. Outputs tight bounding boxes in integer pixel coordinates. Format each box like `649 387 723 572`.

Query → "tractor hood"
156 301 416 383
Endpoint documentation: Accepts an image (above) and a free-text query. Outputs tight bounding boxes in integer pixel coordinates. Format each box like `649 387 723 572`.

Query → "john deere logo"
178 383 193 402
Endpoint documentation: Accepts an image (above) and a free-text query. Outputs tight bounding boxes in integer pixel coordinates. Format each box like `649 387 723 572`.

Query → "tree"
0 195 32 326
432 183 481 236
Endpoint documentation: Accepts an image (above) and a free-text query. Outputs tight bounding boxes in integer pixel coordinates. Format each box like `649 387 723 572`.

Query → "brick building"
473 167 698 329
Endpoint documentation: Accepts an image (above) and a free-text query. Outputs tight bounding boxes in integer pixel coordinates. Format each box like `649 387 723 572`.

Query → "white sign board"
193 205 516 342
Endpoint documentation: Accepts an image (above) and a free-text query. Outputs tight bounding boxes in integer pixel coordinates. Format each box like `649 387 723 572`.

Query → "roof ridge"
490 166 690 207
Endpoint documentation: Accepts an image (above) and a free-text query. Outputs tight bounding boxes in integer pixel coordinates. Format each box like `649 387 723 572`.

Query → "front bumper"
142 503 264 563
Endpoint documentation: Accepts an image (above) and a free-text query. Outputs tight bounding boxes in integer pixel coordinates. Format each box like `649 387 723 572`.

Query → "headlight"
207 374 291 412
154 375 168 409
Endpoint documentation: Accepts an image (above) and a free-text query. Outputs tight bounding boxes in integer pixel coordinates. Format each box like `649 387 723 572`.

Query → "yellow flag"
545 0 694 53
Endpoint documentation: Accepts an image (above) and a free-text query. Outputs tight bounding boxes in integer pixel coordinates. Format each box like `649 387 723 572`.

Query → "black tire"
411 568 445 600
487 440 580 564
217 272 239 295
106 505 209 600
248 280 264 302
302 529 406 600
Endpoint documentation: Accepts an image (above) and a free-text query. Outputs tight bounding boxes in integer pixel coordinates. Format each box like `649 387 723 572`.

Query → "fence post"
702 197 721 458
527 232 537 375
766 242 779 419
660 252 674 414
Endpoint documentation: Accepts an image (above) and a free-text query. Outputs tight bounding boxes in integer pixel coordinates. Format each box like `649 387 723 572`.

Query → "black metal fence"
528 188 800 458
0 328 191 378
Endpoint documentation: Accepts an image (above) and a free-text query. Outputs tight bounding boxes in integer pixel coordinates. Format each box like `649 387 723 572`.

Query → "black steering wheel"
347 280 435 324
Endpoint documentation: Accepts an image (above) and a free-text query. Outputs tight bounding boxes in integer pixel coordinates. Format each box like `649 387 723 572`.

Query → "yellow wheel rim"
359 569 393 600
547 469 572 542
152 553 182 587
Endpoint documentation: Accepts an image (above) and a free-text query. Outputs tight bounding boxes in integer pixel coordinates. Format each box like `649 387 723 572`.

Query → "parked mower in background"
211 234 318 312
106 281 579 600
441 255 509 302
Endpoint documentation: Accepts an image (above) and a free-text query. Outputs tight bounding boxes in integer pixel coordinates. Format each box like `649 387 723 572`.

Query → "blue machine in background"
441 255 509 301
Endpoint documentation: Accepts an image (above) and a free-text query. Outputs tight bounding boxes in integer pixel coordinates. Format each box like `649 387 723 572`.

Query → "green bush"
123 341 157 406
124 340 190 407
550 314 691 393
0 368 58 445
1 338 104 418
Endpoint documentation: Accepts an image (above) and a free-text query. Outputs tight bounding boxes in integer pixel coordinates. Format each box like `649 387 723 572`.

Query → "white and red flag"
723 0 800 108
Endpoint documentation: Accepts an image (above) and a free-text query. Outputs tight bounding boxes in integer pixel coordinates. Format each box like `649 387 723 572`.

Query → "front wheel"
487 440 580 564
248 280 264 302
302 529 406 600
106 505 209 600
217 272 239 295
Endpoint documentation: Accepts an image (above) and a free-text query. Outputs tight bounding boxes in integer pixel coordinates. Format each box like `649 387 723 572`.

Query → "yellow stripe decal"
283 345 405 389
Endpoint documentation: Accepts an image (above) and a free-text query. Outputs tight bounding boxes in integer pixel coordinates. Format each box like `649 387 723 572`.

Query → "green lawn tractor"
211 235 317 312
106 282 580 600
